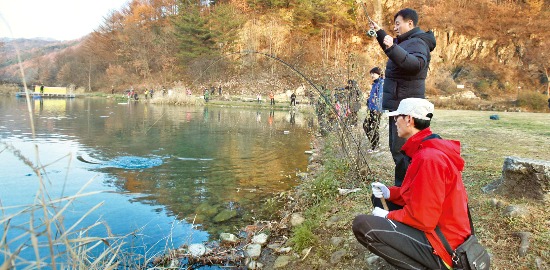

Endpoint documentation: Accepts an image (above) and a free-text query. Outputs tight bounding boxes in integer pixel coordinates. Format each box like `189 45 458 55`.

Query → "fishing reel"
366 29 377 38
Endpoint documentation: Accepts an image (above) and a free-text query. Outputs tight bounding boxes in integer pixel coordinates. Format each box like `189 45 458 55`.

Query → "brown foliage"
1 0 548 104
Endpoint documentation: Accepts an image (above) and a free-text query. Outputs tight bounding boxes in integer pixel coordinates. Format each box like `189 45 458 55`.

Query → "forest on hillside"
1 0 548 108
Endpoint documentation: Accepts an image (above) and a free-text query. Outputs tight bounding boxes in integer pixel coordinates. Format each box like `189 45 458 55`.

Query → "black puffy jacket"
375 27 436 111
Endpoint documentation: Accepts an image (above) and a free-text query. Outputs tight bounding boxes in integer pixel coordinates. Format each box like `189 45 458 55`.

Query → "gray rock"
535 256 547 270
169 259 180 268
246 244 262 259
290 213 305 227
252 233 268 245
195 203 220 217
276 247 292 253
488 198 505 208
482 178 503 194
330 237 345 246
503 205 529 218
248 260 264 269
267 243 282 250
188 243 207 257
330 249 346 264
213 209 237 223
273 255 292 268
296 172 308 180
220 233 239 243
366 254 380 265
309 153 320 163
489 156 550 202
513 232 531 257
325 215 341 227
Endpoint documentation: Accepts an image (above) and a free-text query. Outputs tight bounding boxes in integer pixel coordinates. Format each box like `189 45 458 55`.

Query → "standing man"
369 8 436 186
352 98 471 269
363 67 384 153
290 92 296 106
269 91 275 106
40 84 44 94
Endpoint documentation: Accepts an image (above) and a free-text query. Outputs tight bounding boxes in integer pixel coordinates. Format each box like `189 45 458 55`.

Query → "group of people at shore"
118 86 167 100
351 8 489 270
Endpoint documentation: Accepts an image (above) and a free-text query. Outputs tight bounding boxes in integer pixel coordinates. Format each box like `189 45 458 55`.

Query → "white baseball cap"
386 98 434 120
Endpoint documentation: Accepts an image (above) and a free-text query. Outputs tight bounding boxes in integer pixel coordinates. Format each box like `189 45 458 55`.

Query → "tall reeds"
0 19 136 269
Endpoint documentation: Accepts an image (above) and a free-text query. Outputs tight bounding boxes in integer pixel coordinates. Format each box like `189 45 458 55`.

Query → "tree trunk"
88 56 92 92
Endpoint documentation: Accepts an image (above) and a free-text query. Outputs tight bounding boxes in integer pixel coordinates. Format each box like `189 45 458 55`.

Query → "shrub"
517 91 548 111
290 221 318 251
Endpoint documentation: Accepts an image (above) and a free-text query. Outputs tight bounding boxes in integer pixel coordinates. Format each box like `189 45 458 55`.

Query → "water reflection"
1 97 314 240
93 103 314 235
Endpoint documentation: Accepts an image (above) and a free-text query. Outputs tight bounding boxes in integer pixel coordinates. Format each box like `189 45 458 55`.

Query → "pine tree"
173 0 217 64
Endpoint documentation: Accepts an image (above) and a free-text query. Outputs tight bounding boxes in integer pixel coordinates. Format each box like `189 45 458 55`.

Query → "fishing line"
144 108 166 135
360 2 378 38
240 50 371 175
188 50 372 176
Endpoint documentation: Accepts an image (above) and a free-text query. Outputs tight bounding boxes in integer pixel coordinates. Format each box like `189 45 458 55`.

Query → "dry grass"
0 46 167 268
149 89 203 106
0 142 124 269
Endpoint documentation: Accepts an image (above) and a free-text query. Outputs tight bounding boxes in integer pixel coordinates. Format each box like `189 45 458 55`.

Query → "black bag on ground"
435 206 490 270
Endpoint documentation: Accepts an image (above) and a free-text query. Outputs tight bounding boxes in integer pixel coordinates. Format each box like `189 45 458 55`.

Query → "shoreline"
150 107 550 269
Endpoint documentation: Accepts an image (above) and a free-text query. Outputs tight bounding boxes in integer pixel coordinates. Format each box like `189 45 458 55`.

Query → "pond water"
0 96 314 265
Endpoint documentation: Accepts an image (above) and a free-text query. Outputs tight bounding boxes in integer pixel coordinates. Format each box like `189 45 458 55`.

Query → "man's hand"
371 182 390 199
372 207 389 218
383 35 394 49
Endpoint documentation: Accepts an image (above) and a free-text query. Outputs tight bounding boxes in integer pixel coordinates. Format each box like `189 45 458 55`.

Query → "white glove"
371 182 390 199
372 207 389 218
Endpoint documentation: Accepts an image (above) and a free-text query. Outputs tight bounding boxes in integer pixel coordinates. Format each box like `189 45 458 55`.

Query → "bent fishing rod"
190 50 372 176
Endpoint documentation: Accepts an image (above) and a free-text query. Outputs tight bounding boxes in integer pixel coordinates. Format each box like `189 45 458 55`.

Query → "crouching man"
352 98 470 269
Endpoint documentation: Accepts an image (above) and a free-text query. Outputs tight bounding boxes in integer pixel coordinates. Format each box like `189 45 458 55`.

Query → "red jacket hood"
402 128 465 172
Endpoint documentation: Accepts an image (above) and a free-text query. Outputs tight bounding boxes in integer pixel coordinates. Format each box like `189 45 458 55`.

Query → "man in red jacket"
352 98 470 269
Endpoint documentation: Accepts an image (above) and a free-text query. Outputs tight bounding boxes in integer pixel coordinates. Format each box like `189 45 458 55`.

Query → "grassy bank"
280 109 549 269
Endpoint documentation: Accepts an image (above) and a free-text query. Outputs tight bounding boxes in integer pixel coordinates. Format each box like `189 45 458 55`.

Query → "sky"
0 0 130 41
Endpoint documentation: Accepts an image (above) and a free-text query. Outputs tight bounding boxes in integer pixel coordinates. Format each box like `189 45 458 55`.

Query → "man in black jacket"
369 8 436 186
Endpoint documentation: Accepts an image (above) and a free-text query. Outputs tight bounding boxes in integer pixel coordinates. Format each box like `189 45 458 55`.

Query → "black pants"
270 98 275 105
388 117 408 186
363 110 381 150
352 215 447 270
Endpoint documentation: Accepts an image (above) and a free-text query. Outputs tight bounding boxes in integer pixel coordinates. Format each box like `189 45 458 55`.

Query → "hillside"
0 38 79 84
0 0 548 110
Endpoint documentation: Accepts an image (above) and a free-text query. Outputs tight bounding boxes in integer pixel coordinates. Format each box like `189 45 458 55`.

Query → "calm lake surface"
0 96 313 264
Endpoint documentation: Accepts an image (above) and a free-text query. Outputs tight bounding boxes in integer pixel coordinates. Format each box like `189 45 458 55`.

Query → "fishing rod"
190 50 372 176
360 2 377 38
241 51 370 172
